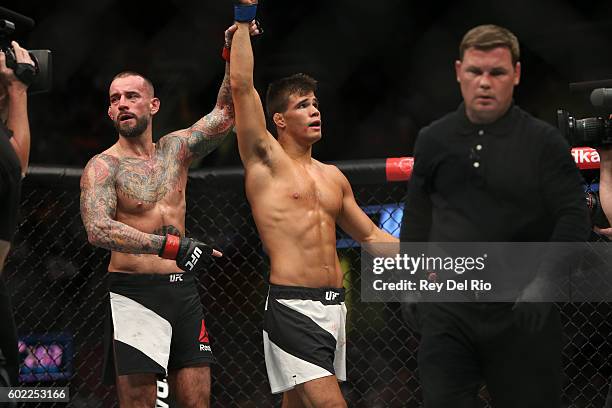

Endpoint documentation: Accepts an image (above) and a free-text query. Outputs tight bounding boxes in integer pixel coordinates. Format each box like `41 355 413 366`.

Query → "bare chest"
277 171 342 216
115 157 185 212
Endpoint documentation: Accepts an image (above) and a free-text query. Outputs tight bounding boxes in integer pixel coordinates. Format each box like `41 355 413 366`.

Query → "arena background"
2 0 612 407
2 0 612 168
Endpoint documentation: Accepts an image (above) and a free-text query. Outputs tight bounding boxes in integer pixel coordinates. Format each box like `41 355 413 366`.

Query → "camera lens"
576 117 606 145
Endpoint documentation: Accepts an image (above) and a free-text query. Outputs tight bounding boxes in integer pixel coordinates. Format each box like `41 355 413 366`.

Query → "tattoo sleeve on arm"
185 64 235 159
80 154 165 254
152 225 182 237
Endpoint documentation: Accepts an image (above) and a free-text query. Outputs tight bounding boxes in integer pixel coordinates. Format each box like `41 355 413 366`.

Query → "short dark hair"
459 24 520 65
265 73 317 119
111 71 155 96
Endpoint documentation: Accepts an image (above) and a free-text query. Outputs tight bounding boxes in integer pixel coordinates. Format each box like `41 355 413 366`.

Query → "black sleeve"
0 276 19 385
538 129 590 242
0 169 6 197
400 130 433 242
528 130 590 298
0 123 14 197
0 148 22 242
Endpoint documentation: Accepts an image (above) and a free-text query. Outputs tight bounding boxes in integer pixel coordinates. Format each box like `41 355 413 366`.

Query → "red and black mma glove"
159 234 213 272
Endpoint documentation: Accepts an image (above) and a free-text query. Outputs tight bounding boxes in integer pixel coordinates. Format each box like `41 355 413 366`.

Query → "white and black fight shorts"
103 271 214 384
263 284 347 394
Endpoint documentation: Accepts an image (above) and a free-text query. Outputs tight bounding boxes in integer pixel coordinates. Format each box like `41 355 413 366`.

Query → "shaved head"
111 71 155 97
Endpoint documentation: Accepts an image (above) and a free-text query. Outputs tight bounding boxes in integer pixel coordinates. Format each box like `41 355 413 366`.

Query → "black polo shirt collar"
456 101 517 136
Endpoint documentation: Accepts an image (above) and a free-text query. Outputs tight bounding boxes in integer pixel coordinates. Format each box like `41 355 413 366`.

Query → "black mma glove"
159 234 218 272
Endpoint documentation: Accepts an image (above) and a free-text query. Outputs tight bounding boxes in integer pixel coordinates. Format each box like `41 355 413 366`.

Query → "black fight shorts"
263 284 347 394
103 272 214 384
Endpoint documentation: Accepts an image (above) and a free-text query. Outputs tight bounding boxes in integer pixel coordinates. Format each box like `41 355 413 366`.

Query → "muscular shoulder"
81 153 120 188
157 132 189 161
85 153 120 172
318 161 350 188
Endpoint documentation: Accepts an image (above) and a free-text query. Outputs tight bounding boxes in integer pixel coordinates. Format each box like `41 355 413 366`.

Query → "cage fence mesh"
3 165 611 407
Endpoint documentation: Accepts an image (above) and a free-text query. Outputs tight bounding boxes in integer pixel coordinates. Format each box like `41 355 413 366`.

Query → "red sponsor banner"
571 147 600 170
385 157 414 181
386 148 596 182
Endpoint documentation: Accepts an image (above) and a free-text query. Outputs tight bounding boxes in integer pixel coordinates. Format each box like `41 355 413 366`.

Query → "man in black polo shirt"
0 41 34 387
400 25 589 407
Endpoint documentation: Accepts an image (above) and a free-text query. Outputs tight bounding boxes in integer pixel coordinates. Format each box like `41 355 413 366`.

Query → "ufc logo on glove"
185 247 202 271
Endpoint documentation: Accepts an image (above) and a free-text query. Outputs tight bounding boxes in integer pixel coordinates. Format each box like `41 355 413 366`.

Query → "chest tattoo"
116 158 174 203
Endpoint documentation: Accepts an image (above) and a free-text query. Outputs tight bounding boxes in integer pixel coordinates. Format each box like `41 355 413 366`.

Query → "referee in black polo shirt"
400 25 589 407
0 41 34 387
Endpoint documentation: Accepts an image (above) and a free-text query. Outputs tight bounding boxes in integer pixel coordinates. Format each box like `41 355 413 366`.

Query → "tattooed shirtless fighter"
79 25 259 407
80 68 226 405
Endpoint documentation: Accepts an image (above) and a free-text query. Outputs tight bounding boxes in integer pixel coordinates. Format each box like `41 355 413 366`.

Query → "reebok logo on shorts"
199 319 209 343
199 319 211 351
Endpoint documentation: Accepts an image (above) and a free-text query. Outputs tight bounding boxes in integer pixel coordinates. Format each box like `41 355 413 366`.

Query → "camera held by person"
557 107 612 148
0 7 52 94
557 80 612 148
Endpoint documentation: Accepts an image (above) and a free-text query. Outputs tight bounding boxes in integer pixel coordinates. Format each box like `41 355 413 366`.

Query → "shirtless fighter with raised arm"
80 22 260 408
228 3 398 407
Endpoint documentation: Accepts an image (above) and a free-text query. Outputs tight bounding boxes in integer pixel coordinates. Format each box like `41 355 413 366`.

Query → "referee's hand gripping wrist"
159 234 222 271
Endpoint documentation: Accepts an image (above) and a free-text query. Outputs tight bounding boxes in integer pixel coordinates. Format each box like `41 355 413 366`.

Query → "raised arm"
230 5 276 167
334 168 398 255
160 62 235 164
80 154 164 254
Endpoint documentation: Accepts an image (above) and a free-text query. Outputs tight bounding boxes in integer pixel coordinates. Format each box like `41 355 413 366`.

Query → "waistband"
108 271 194 287
268 284 345 304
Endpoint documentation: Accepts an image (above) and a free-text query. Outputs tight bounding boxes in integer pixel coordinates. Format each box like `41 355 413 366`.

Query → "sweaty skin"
231 24 397 289
247 154 352 288
80 68 234 274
